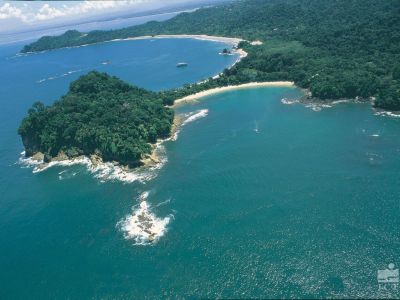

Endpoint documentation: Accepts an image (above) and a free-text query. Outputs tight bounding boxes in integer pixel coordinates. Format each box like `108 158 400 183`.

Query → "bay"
0 37 399 299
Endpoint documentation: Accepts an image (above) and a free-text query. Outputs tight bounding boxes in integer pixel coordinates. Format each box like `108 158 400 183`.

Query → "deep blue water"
1 38 400 299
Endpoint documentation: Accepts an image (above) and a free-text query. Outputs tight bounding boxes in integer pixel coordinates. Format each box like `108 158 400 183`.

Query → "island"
20 0 400 110
18 71 173 167
221 48 232 55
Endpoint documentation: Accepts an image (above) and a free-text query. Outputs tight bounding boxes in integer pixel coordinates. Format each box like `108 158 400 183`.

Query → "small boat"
176 62 188 68
254 121 259 133
101 60 111 65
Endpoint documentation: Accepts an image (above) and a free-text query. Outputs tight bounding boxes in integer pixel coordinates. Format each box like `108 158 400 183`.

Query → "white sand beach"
111 34 249 77
173 81 295 107
116 34 245 46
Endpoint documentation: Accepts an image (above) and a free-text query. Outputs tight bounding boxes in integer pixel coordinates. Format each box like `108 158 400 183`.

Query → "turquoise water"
1 39 400 299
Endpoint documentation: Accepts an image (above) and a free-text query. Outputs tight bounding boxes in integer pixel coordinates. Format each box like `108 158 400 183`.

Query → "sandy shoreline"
173 81 295 107
112 34 252 88
20 35 281 180
23 34 250 56
115 34 248 77
112 34 245 46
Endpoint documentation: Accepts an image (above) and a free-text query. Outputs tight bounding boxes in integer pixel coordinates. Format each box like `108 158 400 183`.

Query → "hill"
18 72 173 166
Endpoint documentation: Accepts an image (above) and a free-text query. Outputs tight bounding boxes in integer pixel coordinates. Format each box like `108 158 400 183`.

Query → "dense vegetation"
18 0 400 164
21 0 400 109
18 72 173 166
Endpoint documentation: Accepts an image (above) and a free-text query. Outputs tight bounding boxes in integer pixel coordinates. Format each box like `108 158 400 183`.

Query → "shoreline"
172 81 295 107
113 34 245 46
19 149 166 184
94 34 249 73
112 35 249 71
21 34 249 55
20 78 399 182
21 34 250 85
18 111 202 183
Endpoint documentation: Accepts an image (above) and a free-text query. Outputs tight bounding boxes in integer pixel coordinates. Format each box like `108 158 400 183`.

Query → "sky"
0 0 220 33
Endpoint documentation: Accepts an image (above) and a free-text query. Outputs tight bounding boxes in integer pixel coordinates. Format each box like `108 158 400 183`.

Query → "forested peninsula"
19 0 400 167
21 0 400 110
18 72 173 167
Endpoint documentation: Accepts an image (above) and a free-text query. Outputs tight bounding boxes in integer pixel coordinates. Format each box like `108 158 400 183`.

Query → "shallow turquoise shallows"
1 38 400 299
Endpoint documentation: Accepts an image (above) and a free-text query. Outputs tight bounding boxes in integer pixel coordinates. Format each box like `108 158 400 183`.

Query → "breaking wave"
305 103 333 112
58 169 79 180
281 98 353 111
18 149 167 184
117 192 173 245
374 111 400 118
182 109 209 126
281 98 299 105
169 109 209 141
17 109 207 183
18 151 43 168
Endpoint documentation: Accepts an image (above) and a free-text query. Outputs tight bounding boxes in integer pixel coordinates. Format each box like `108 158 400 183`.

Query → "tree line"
18 72 173 166
21 0 400 110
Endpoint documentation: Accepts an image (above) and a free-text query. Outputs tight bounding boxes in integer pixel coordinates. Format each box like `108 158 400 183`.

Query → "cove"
1 37 400 299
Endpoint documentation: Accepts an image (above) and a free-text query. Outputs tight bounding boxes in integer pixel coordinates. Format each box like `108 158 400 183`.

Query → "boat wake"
58 169 79 180
117 192 173 245
37 69 82 84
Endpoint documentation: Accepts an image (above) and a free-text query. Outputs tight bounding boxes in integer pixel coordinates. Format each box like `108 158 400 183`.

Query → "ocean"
0 10 185 45
0 38 399 299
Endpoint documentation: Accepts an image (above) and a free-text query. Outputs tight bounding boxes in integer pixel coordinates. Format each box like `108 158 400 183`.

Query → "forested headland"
18 0 400 166
18 72 173 166
21 0 400 110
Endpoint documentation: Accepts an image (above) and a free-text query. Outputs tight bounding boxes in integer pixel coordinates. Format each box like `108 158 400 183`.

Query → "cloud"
0 3 25 21
35 4 65 21
0 1 150 23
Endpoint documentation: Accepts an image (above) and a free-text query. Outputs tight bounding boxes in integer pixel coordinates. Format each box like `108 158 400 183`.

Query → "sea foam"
17 109 207 183
182 109 209 126
281 98 299 105
117 192 173 245
374 111 400 118
305 103 333 112
170 109 209 141
18 152 165 184
281 98 352 111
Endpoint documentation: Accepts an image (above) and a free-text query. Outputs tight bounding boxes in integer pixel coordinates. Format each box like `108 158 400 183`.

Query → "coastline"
22 34 249 55
19 111 200 183
21 34 399 117
113 34 245 46
27 33 398 180
108 34 249 75
172 81 295 107
21 34 250 85
19 149 167 184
